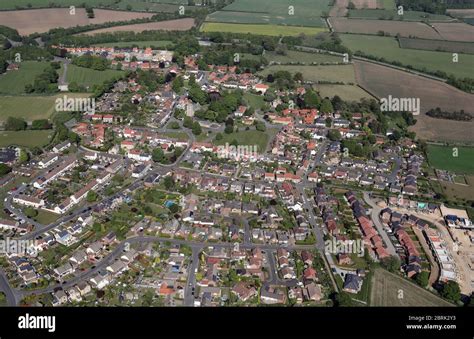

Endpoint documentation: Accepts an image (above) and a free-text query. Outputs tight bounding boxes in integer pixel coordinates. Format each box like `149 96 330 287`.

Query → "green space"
65 65 124 88
200 23 327 37
264 50 343 64
92 40 174 48
243 93 265 110
259 64 356 84
0 93 91 122
0 61 49 95
161 131 189 141
213 129 272 153
399 37 474 54
0 130 53 148
340 34 474 79
347 9 453 21
427 144 474 174
33 209 60 225
378 0 396 9
314 84 374 101
370 267 453 306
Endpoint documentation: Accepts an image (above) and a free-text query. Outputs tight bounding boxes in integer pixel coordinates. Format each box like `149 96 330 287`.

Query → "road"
0 269 20 306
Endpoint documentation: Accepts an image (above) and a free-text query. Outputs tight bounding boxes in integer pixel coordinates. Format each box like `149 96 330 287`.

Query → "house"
303 282 322 301
301 250 313 266
253 83 269 95
70 249 87 266
86 241 104 256
231 282 257 302
106 260 128 275
39 153 59 168
54 262 74 279
53 141 71 153
343 273 363 294
260 286 286 304
52 290 68 306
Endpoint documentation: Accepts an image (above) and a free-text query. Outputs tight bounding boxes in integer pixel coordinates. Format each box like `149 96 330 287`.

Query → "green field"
0 0 115 10
265 50 343 64
259 64 356 84
92 40 174 48
0 93 91 122
348 9 453 21
427 145 474 174
0 130 53 148
0 61 49 95
213 130 272 153
243 93 265 110
370 268 453 306
207 0 330 27
315 84 374 101
200 23 327 36
340 34 474 79
399 37 474 54
66 65 124 88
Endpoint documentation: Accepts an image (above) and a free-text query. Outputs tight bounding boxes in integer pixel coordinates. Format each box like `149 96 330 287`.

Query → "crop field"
264 50 343 64
347 9 453 21
447 9 474 18
427 145 474 175
259 64 357 84
0 8 155 35
432 23 474 42
399 37 474 54
340 34 474 79
209 0 331 27
92 40 174 48
81 18 195 35
330 17 441 39
0 61 49 95
0 0 116 10
0 130 53 148
200 23 326 37
353 60 474 142
440 175 474 201
66 65 124 88
370 268 453 306
314 84 374 101
0 93 91 122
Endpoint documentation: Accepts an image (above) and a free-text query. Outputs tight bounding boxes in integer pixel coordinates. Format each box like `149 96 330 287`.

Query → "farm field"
440 175 474 201
370 268 453 306
65 65 125 88
0 93 91 122
329 17 442 39
0 0 116 10
265 50 343 64
447 9 474 18
0 61 49 95
347 9 453 21
92 40 174 48
259 64 357 84
398 37 474 54
340 34 474 79
427 145 474 175
80 18 195 35
432 22 474 42
0 130 53 148
314 84 374 101
353 60 474 142
200 23 326 37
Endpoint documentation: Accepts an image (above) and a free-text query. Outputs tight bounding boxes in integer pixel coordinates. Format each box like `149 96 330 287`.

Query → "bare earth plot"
0 9 155 35
354 60 474 142
79 18 196 35
432 23 474 42
370 268 453 306
329 17 442 39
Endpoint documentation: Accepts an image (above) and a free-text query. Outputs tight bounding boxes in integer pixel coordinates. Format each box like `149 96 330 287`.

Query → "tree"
31 119 52 130
441 281 461 303
191 121 202 135
24 207 38 218
163 176 175 191
168 203 179 214
152 148 166 163
0 163 11 176
320 98 334 114
215 133 223 141
303 90 321 108
380 255 400 273
86 191 98 203
415 271 429 288
19 149 29 164
183 116 194 129
224 125 234 134
4 117 27 131
327 129 341 141
334 292 353 306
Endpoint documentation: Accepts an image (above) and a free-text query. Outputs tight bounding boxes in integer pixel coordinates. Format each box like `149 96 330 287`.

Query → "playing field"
0 93 91 122
66 65 124 88
340 34 474 79
315 84 374 101
264 50 343 64
200 22 326 36
259 64 357 84
0 130 53 148
213 130 271 153
370 268 453 306
427 145 474 175
399 37 474 54
92 40 174 48
0 61 50 95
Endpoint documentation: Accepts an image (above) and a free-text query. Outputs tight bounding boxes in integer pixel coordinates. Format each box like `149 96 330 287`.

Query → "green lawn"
243 93 265 110
33 209 60 225
66 65 124 88
259 64 356 84
213 130 271 153
161 131 189 141
0 130 53 148
0 61 49 95
340 34 474 79
200 23 327 37
92 40 174 48
427 145 474 174
265 50 343 64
